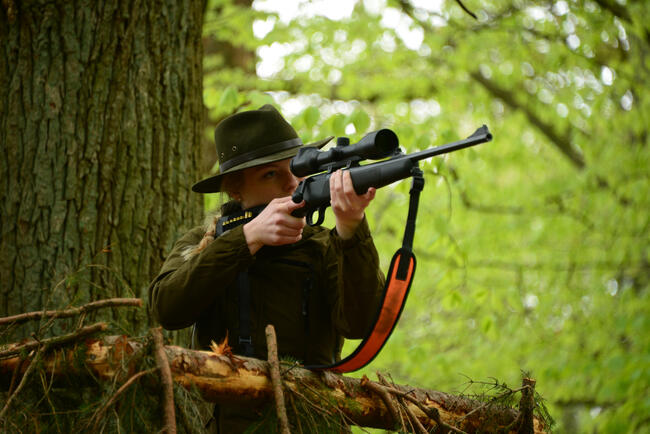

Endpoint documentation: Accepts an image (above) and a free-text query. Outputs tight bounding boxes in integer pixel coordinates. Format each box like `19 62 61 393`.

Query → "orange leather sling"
305 168 424 373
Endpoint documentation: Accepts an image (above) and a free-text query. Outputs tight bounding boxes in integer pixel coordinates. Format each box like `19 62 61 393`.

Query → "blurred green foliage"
203 0 649 432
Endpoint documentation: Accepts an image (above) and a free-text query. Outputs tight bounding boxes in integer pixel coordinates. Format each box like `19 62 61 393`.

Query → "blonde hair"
182 172 245 260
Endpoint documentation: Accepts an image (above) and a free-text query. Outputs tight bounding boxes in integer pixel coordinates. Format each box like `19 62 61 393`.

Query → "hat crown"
215 104 299 167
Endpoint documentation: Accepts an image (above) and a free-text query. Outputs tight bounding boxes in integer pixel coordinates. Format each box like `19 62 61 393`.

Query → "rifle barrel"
406 125 492 163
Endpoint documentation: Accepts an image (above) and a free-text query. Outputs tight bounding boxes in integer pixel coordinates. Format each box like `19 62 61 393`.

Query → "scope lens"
374 129 399 154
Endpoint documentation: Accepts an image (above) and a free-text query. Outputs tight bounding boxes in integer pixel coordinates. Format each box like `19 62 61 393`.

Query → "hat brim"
192 136 334 193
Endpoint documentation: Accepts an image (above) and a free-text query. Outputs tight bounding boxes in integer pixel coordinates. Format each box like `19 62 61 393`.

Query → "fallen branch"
0 335 549 433
152 327 177 434
0 298 142 327
0 322 107 359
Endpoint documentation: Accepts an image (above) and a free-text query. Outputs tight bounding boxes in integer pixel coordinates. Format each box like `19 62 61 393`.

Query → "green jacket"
149 217 385 365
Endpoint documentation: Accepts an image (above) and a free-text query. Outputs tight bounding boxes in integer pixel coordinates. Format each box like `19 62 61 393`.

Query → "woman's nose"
285 173 299 192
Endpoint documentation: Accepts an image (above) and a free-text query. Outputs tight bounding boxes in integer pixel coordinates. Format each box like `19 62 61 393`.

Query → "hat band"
219 138 302 172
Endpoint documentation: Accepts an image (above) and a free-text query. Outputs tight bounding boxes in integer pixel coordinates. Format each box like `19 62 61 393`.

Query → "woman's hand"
243 196 306 255
330 169 376 240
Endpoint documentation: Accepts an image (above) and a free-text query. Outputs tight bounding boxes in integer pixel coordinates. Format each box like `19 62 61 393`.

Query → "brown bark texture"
0 0 205 337
0 336 548 433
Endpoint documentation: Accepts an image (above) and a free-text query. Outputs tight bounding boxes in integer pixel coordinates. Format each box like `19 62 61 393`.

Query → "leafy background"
202 0 649 432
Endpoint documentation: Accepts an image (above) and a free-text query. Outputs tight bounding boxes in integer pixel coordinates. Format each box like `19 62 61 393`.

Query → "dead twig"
502 378 537 434
377 374 425 434
90 367 157 430
456 384 527 424
361 376 401 430
152 327 177 434
0 322 107 359
401 399 427 434
291 378 361 431
0 298 142 327
265 324 290 434
7 354 28 395
377 374 410 432
520 378 536 433
378 382 467 434
0 346 46 421
455 0 478 19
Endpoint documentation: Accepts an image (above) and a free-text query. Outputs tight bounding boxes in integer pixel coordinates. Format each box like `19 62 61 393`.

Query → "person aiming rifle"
149 104 491 431
149 104 386 433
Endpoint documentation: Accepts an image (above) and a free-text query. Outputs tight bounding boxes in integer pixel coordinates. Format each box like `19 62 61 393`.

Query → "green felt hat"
192 104 332 193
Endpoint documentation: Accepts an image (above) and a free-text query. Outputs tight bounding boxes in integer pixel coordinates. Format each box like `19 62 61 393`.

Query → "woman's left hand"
330 169 376 239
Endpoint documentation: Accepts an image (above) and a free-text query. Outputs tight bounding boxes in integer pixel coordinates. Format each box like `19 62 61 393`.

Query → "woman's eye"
262 171 276 179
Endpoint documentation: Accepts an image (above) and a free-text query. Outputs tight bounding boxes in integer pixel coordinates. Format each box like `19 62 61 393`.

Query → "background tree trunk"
0 0 205 338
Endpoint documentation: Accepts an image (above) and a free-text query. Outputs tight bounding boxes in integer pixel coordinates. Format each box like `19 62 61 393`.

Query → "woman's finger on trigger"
363 187 376 201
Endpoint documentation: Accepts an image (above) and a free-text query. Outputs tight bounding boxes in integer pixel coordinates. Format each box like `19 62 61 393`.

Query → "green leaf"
303 106 320 129
350 109 370 133
219 86 238 111
331 114 348 137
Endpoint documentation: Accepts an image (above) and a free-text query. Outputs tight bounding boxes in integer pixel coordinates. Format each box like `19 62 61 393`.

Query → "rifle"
291 125 493 225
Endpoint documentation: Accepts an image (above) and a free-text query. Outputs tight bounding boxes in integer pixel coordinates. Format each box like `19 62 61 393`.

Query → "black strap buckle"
410 167 425 192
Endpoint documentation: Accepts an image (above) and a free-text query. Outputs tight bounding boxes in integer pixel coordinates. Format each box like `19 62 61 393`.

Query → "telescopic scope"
291 129 399 177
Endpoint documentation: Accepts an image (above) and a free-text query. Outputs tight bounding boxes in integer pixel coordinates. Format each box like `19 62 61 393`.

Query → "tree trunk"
0 0 205 337
0 335 549 433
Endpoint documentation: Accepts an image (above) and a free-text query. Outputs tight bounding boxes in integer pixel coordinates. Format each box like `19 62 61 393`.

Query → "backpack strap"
237 270 255 357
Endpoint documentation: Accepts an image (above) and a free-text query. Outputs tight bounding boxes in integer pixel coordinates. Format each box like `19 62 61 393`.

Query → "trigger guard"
314 206 326 226
306 207 327 226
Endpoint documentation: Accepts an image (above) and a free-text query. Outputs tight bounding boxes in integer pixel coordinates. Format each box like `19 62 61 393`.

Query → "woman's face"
235 158 302 209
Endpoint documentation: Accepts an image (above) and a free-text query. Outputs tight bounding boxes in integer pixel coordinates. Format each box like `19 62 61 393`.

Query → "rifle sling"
305 167 423 372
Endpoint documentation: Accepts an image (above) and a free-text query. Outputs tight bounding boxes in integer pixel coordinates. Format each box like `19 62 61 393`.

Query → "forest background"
1 0 648 433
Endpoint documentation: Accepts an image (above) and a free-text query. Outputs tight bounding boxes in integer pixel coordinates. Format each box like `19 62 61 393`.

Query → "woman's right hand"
243 197 306 255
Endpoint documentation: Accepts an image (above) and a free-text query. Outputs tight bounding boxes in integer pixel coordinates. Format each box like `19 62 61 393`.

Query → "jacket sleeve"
326 217 386 339
149 225 254 330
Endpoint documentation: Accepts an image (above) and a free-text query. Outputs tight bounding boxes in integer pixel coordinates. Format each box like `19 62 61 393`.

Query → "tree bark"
0 0 205 337
0 336 548 433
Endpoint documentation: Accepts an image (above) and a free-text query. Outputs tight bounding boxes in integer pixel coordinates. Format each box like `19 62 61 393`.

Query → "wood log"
0 336 547 433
